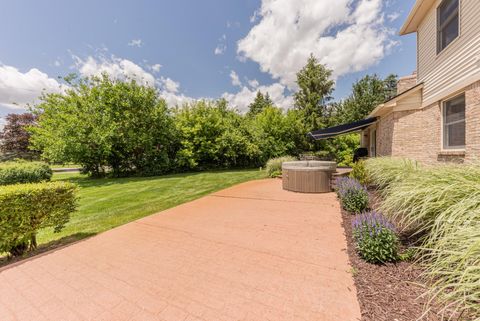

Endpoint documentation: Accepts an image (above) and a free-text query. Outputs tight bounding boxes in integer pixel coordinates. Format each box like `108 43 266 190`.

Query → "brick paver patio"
0 179 361 321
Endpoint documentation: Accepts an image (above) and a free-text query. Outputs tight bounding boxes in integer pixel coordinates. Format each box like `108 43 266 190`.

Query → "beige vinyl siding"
393 90 423 111
417 0 480 106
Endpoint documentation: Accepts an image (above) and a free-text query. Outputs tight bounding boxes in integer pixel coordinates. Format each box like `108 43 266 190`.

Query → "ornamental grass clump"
352 211 399 264
379 162 480 317
265 156 297 178
336 177 369 213
364 157 420 190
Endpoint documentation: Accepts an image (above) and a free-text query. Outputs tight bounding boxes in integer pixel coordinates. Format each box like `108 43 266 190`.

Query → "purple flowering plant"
352 211 399 264
335 177 369 213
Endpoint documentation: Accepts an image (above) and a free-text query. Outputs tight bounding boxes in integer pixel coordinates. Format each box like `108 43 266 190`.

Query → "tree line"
0 55 397 177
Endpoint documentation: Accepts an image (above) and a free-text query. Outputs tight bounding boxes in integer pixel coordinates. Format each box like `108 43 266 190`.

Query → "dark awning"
308 117 378 140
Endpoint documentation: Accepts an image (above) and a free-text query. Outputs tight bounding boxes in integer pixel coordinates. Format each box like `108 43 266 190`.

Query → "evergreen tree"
247 91 273 116
293 54 335 131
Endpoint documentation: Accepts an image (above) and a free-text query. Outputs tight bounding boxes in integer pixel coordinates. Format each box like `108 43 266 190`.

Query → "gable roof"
400 0 436 35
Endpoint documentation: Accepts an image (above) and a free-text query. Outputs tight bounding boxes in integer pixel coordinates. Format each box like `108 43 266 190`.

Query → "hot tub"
282 161 337 193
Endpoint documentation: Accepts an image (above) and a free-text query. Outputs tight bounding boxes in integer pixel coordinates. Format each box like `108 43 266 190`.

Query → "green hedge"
0 161 52 185
0 181 77 256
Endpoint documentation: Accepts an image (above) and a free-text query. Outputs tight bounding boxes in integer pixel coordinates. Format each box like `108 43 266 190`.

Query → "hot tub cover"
308 117 378 140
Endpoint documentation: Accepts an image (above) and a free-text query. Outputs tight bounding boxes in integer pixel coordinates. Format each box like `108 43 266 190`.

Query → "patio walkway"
0 179 361 321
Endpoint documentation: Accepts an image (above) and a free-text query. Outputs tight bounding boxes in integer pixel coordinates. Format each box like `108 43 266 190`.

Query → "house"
310 0 480 164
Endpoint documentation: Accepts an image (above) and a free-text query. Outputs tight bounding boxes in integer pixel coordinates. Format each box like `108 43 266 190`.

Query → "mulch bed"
340 192 449 321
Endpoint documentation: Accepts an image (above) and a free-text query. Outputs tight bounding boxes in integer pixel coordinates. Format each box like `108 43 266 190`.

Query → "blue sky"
0 0 417 119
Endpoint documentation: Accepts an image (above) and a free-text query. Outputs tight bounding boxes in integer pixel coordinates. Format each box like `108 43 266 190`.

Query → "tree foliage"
0 113 39 160
334 74 398 124
30 75 177 177
173 100 259 170
294 54 335 131
247 91 273 117
248 107 309 164
24 63 397 176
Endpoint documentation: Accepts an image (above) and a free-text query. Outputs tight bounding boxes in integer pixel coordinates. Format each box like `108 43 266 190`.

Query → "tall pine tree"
247 91 273 116
293 54 335 132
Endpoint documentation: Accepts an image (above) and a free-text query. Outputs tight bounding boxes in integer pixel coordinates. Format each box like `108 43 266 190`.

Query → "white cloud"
0 64 65 110
248 79 259 89
160 77 180 93
214 45 226 55
128 39 143 48
160 91 194 107
73 55 156 87
222 82 293 113
387 12 401 22
150 63 162 73
54 59 61 67
73 54 194 106
250 9 260 23
230 70 242 87
214 34 227 55
238 0 395 89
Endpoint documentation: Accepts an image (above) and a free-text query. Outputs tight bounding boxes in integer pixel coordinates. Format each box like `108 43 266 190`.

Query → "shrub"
265 156 297 178
0 181 77 256
336 177 369 213
352 211 399 264
364 157 420 190
349 160 369 185
30 75 177 177
0 161 52 185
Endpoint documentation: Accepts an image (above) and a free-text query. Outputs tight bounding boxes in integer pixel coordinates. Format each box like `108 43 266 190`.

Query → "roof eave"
368 83 424 118
399 0 436 35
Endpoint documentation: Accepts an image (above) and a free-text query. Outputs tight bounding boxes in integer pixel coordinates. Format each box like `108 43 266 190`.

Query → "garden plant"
265 156 297 178
352 210 399 264
336 177 369 213
365 158 480 317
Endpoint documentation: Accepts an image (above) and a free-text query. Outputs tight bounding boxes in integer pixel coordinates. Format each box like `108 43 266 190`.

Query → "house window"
370 129 376 157
443 94 465 150
437 0 459 53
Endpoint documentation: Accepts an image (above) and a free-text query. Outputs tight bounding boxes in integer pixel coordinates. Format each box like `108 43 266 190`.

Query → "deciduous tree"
0 113 39 160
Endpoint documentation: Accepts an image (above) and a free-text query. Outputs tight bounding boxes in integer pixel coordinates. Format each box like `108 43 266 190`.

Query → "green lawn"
37 169 266 246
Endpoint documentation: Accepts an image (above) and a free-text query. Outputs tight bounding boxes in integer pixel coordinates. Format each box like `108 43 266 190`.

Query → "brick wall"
374 80 480 164
397 73 417 95
465 80 480 161
391 104 441 163
376 113 394 157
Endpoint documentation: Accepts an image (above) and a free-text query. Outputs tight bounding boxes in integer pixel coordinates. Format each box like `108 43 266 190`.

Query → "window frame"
442 93 466 151
437 0 460 54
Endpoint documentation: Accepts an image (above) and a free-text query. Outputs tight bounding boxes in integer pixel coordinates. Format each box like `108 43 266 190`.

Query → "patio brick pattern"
0 179 361 321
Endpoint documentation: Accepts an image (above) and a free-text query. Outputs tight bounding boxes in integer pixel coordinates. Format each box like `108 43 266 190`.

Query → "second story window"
437 0 459 53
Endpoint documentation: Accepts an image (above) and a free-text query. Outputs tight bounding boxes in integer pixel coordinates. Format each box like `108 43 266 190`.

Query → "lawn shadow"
0 232 96 270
